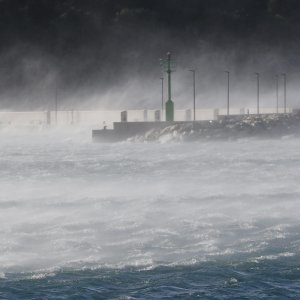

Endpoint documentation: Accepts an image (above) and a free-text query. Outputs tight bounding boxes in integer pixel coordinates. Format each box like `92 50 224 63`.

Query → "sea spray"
1 130 300 298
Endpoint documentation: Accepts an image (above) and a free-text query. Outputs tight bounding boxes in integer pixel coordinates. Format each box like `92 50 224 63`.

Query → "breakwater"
93 112 300 142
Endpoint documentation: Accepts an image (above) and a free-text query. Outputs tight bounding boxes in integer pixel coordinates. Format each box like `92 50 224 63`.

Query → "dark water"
1 130 300 299
2 257 300 299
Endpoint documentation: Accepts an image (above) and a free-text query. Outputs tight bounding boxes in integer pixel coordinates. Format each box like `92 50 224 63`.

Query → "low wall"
0 108 294 128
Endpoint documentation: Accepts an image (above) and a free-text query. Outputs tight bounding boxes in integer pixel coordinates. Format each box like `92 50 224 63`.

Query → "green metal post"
165 52 174 121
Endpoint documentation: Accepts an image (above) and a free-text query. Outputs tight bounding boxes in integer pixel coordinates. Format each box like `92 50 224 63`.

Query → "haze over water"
0 129 300 298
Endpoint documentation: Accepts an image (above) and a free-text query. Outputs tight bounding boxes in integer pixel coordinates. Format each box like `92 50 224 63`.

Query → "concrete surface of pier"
92 112 300 142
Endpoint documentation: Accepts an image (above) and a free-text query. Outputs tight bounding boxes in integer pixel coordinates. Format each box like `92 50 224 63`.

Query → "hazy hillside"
0 0 300 109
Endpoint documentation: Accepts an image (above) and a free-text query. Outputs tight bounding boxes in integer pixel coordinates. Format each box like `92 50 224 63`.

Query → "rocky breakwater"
129 113 300 142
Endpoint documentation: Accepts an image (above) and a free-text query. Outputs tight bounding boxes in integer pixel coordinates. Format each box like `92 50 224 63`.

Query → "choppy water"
1 129 300 299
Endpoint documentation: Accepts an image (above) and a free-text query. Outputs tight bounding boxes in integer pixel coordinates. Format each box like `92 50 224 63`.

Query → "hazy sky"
1 0 300 110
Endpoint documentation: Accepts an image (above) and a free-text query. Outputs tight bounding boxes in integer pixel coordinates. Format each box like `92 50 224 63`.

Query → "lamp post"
275 75 279 114
55 86 58 125
160 52 175 121
189 69 196 121
160 77 164 117
255 73 260 115
166 52 173 121
282 73 287 113
225 71 230 116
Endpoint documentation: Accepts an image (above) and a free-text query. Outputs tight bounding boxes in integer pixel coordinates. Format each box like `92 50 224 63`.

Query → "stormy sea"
1 129 300 299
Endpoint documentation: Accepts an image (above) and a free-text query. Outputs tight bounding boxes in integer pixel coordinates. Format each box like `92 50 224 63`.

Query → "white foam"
1 129 300 272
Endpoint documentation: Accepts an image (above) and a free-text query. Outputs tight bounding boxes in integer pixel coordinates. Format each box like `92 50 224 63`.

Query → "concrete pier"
92 119 226 142
92 111 300 142
92 121 194 142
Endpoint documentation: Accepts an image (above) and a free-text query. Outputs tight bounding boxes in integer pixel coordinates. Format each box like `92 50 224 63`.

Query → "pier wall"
218 107 293 115
0 108 293 128
0 111 48 126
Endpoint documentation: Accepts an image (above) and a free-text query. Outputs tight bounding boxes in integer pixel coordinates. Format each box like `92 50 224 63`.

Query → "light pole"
55 86 58 125
166 52 173 121
160 52 175 121
189 69 196 121
275 75 279 114
225 71 230 116
282 73 287 113
160 77 164 117
255 73 260 115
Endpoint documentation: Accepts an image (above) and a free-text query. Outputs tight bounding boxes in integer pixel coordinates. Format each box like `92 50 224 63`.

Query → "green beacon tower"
162 52 175 121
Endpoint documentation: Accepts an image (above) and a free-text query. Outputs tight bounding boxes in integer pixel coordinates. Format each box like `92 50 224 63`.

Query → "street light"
281 73 287 113
275 75 279 114
189 69 196 121
160 52 175 121
55 85 58 125
225 71 230 116
255 73 260 115
160 77 164 117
